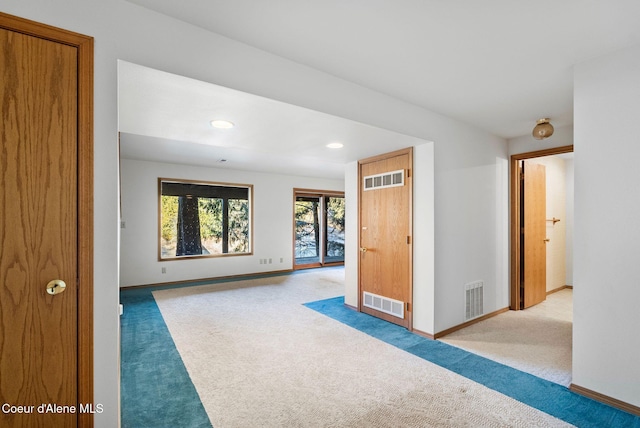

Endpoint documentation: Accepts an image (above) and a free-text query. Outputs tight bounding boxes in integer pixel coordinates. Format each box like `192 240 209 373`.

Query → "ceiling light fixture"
210 119 234 129
532 118 554 140
326 142 344 149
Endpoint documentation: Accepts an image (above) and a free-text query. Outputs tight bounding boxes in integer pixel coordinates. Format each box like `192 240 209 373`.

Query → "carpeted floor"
120 268 640 427
439 288 573 386
305 295 639 428
120 288 211 428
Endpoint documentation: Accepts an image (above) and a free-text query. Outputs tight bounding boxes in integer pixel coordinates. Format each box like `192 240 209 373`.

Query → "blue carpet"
119 269 329 427
305 296 640 428
120 288 212 428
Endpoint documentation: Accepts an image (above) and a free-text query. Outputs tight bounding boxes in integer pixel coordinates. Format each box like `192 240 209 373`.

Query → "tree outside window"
160 179 252 259
294 191 344 267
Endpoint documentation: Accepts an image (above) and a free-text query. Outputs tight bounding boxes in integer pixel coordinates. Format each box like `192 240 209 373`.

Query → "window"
159 178 252 259
294 190 345 268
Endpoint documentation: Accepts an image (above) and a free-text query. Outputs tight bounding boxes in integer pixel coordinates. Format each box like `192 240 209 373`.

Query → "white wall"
120 159 343 286
508 129 575 291
573 44 640 407
339 128 510 337
508 125 574 156
565 159 574 286
412 143 436 333
1 2 515 424
344 143 436 334
434 136 509 332
344 162 359 308
14 0 637 421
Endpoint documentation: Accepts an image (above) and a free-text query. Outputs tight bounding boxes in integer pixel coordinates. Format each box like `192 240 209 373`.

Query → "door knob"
46 280 67 295
360 247 368 253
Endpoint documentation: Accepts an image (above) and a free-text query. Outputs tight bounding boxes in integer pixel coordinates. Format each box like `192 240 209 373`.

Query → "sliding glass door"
294 191 345 268
295 196 322 265
325 196 345 263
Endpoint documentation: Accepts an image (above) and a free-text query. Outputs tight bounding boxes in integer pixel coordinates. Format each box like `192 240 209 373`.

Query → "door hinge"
406 302 411 312
407 235 411 244
520 172 524 180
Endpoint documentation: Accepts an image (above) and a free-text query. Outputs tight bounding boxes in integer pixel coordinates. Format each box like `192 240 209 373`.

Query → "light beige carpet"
153 269 571 427
439 289 572 387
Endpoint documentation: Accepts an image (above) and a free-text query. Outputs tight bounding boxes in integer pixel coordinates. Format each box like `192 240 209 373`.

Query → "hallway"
440 289 573 386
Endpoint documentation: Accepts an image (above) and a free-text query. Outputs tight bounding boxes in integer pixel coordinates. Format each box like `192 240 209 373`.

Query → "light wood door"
1 13 93 427
522 160 547 308
358 148 412 328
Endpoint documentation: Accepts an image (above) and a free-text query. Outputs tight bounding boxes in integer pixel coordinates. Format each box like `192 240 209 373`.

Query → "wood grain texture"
570 383 640 417
509 159 522 310
0 12 94 427
523 161 547 308
510 145 573 311
75 28 94 428
358 148 412 328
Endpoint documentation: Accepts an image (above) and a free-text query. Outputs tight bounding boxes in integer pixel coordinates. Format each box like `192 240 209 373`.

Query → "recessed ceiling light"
210 119 234 129
327 142 343 149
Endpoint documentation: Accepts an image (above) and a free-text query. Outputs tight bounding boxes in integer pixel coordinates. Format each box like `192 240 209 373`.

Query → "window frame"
293 188 345 270
158 177 253 260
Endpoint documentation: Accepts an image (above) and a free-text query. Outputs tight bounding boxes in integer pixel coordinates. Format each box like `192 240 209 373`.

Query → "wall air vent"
363 291 404 319
465 280 484 320
363 170 404 191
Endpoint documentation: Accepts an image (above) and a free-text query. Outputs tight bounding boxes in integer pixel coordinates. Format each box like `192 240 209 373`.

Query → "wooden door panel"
359 150 412 328
523 161 546 308
1 26 78 427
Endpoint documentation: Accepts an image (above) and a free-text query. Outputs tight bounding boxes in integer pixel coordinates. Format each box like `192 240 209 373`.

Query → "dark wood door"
359 148 412 328
0 13 93 427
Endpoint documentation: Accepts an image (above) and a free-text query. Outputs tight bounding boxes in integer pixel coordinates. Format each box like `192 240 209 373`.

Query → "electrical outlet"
161 267 166 274
280 257 283 263
269 258 272 264
120 221 126 229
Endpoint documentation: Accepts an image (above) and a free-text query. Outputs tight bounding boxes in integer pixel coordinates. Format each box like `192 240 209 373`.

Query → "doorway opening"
510 145 573 310
293 189 345 269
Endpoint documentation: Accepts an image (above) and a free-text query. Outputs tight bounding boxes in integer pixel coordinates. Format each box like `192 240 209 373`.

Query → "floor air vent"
363 291 404 319
465 280 484 320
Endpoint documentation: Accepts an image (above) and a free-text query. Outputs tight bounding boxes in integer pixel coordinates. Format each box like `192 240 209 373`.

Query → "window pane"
159 179 252 259
198 197 223 255
229 198 250 253
295 198 320 264
294 193 345 267
326 197 345 262
161 195 179 257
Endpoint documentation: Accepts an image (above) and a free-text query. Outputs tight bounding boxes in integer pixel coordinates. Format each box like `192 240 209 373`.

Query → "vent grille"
363 291 404 319
465 280 484 320
363 170 404 191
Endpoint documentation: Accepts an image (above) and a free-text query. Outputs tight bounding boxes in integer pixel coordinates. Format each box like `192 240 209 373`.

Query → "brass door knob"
46 280 67 295
360 247 368 253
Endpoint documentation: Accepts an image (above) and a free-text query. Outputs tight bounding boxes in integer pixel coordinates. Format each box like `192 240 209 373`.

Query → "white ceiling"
118 61 427 179
119 1 640 177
